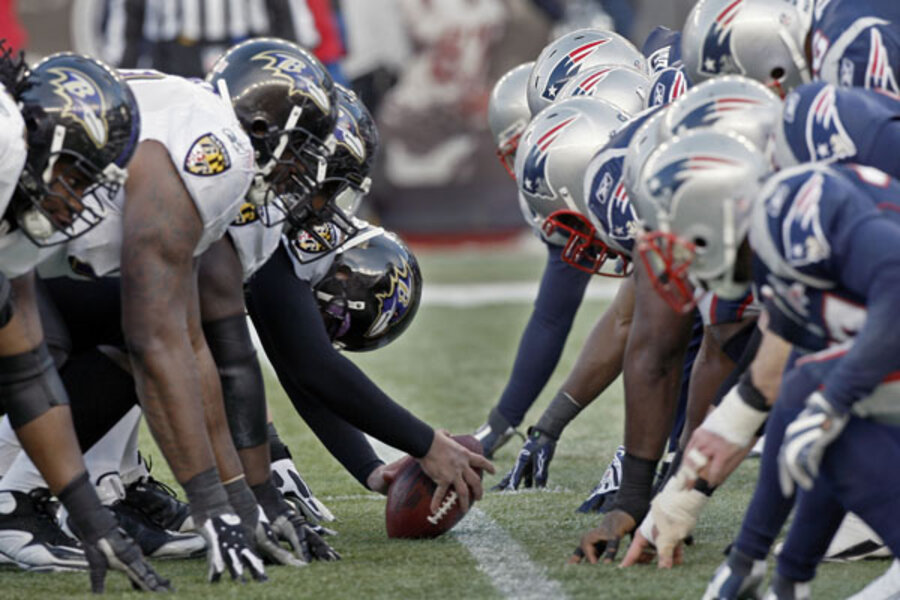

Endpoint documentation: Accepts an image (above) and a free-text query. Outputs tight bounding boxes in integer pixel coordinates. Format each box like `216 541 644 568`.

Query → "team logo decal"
521 114 579 200
588 156 639 250
650 68 689 107
699 0 744 77
782 172 830 267
47 67 109 148
675 96 765 131
184 133 231 176
367 257 414 338
567 68 612 97
232 202 259 226
334 106 366 163
293 222 340 255
804 85 857 162
648 155 740 204
251 50 331 113
865 28 899 94
648 46 672 72
542 38 611 101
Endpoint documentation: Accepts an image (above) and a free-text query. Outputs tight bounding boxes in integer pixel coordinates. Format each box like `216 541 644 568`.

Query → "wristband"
535 391 582 440
701 376 769 447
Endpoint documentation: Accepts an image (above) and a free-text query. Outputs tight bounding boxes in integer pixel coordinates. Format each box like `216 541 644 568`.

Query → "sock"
58 471 116 545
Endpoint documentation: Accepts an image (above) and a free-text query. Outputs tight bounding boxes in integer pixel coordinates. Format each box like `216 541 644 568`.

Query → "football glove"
270 511 341 563
778 391 849 497
84 527 171 593
271 457 335 523
493 427 556 490
254 507 305 567
577 445 625 513
198 513 267 583
702 546 767 600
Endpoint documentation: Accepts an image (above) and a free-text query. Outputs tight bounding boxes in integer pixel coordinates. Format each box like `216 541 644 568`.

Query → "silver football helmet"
515 97 629 269
528 29 647 114
622 108 668 221
556 65 650 115
637 129 771 313
660 75 782 153
488 62 534 179
682 0 813 96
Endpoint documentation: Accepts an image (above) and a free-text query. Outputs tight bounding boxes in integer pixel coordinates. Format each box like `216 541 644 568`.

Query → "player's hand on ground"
567 509 636 564
272 511 341 563
419 430 495 514
683 428 748 489
84 527 172 593
493 427 557 491
366 458 408 495
199 513 267 583
254 511 306 567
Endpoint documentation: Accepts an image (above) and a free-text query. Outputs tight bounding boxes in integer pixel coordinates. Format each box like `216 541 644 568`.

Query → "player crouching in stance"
0 48 167 591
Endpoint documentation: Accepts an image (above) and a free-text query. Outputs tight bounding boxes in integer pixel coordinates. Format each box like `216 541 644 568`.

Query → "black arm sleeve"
246 245 435 458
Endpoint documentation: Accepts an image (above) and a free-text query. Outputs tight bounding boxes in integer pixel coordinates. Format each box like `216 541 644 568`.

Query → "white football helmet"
488 62 534 179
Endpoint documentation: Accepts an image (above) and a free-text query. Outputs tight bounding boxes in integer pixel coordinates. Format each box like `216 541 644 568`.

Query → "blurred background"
5 0 694 242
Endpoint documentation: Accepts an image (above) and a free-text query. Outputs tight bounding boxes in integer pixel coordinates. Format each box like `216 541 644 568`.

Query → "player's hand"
198 513 267 583
778 392 849 496
84 527 171 593
683 428 749 489
494 427 557 491
578 445 625 513
567 509 636 565
271 457 335 522
254 510 306 568
271 511 341 563
419 430 495 515
366 458 408 495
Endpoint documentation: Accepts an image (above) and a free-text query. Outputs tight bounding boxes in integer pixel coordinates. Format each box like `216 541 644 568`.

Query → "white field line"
422 280 619 307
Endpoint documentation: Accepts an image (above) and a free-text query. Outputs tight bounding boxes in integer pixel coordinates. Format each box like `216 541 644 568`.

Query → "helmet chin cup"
496 133 521 180
544 209 630 277
638 230 698 314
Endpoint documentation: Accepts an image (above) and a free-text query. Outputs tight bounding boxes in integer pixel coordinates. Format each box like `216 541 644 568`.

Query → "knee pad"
0 344 69 429
203 315 268 450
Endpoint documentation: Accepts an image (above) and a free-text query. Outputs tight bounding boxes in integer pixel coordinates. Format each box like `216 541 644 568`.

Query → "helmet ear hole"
693 236 708 252
335 265 352 281
250 118 269 138
770 66 786 81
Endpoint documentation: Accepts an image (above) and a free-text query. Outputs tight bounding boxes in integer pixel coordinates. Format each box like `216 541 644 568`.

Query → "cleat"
111 500 205 559
123 460 193 533
578 445 625 513
848 559 900 600
271 458 336 523
473 407 523 459
762 573 810 600
0 489 87 572
703 546 767 600
824 513 892 563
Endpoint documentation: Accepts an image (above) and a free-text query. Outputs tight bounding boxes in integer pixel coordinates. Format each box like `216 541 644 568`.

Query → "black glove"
271 511 341 563
494 427 557 491
198 513 267 583
84 527 171 593
254 508 305 567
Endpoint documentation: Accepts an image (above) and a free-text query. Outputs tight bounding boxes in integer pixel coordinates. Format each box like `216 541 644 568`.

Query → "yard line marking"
422 280 619 307
454 507 568 600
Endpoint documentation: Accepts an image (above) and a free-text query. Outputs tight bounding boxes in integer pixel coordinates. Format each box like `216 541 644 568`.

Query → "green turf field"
2 242 886 598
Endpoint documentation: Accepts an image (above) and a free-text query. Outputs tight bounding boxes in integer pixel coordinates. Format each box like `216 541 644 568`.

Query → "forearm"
683 327 737 440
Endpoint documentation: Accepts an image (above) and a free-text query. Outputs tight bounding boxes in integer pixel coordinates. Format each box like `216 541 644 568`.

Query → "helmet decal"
675 96 765 130
46 67 109 148
649 155 740 199
567 68 612 96
334 105 366 164
699 0 744 77
542 39 611 100
804 85 857 162
521 115 578 201
251 49 331 113
368 256 414 338
865 28 899 94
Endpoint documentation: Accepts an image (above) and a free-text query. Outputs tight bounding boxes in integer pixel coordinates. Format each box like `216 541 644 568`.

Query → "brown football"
385 434 484 539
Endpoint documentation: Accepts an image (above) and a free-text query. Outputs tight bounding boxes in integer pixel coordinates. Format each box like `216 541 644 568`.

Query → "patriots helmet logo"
700 0 744 76
648 155 740 209
251 50 331 113
368 258 414 338
542 39 611 101
865 28 899 94
588 155 639 252
521 114 579 201
568 68 612 97
675 96 765 131
334 105 366 163
805 85 857 162
47 67 109 148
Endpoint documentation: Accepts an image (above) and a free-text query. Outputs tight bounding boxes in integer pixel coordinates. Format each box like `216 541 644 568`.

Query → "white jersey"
227 203 283 281
61 70 255 278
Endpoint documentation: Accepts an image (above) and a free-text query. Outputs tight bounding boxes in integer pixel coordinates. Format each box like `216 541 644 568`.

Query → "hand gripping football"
385 434 484 539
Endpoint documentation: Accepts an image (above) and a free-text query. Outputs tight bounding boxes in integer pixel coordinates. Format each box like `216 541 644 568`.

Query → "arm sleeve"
494 241 592 426
821 217 900 411
247 245 435 458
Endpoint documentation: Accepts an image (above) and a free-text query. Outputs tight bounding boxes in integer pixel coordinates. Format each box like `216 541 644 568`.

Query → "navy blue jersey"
647 66 691 108
750 163 900 410
642 27 682 73
779 81 900 176
811 0 900 93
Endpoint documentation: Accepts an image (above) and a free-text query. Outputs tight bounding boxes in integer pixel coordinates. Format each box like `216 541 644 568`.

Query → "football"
385 434 484 539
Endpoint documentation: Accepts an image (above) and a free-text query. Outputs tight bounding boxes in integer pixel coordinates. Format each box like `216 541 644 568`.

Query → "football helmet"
556 65 650 115
315 227 422 352
682 0 813 97
636 130 770 313
488 62 533 179
660 75 782 153
646 66 691 108
207 38 338 229
10 51 139 246
528 29 647 114
622 108 668 219
515 96 630 273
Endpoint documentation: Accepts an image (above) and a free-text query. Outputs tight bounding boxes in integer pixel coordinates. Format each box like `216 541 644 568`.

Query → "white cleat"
825 513 892 562
0 489 87 572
